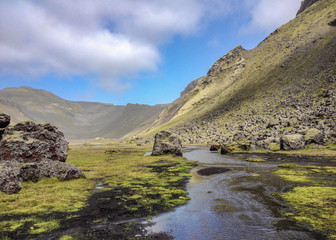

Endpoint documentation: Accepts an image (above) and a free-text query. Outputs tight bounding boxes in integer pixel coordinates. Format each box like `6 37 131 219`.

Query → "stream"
147 146 323 240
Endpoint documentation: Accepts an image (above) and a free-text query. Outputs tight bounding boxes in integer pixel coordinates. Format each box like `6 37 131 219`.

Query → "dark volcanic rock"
0 121 69 162
36 159 84 181
210 145 220 151
0 118 84 194
296 0 319 16
197 167 231 176
152 131 182 156
0 161 21 194
0 113 10 128
19 160 84 182
220 145 233 155
280 134 305 150
19 162 39 182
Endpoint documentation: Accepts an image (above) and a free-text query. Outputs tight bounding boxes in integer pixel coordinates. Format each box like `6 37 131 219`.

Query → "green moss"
269 142 280 151
60 236 77 240
29 219 60 234
250 174 260 177
275 163 336 237
245 158 265 162
278 163 300 168
280 187 336 233
0 142 197 236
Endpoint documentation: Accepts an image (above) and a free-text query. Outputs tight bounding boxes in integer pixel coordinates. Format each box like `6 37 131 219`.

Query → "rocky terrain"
0 87 167 140
0 113 83 194
139 0 336 151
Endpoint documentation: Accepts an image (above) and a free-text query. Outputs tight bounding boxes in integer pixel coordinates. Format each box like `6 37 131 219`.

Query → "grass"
245 158 265 162
0 142 196 237
0 217 60 235
274 164 336 237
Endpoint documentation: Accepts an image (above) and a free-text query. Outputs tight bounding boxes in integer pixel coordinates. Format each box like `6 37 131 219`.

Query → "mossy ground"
274 163 336 238
0 142 196 239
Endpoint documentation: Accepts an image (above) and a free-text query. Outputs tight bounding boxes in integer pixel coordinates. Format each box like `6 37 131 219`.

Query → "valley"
0 0 336 239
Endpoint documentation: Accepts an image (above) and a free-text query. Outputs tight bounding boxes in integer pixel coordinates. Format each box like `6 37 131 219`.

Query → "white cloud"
0 0 231 93
241 0 302 34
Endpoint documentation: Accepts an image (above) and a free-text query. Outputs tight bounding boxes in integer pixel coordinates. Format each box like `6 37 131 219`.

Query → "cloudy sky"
0 0 301 105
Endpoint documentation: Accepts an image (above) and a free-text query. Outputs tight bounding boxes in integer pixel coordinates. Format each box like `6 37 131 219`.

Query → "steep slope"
141 0 336 148
0 87 167 140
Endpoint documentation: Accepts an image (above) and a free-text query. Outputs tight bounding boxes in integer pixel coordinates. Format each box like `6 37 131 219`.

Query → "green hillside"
140 0 336 149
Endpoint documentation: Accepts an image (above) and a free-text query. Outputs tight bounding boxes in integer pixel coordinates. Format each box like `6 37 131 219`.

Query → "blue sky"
0 0 301 105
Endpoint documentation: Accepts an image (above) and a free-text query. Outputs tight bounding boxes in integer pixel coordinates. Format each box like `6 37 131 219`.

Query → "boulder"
280 134 305 150
220 145 233 154
152 131 182 156
0 121 69 162
0 161 21 194
35 159 84 181
305 128 323 144
0 113 10 128
210 145 220 151
267 118 280 128
0 118 84 194
19 160 84 181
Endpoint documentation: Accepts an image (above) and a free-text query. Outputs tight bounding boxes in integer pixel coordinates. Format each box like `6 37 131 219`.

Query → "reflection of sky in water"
148 146 317 240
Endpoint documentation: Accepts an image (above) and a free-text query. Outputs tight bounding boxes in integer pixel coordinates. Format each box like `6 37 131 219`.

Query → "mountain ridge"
0 86 167 140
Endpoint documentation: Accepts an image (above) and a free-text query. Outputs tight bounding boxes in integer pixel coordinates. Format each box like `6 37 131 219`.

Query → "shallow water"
147 146 321 240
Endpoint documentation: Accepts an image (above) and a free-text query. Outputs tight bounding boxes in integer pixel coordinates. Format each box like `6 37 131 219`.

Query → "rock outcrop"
152 131 183 156
0 115 84 194
296 0 320 16
0 121 69 162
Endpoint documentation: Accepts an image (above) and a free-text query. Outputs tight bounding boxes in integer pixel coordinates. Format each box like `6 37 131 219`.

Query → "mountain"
0 87 167 140
139 0 336 149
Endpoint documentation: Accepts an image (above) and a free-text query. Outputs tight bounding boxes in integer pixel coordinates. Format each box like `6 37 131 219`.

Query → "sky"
0 0 302 105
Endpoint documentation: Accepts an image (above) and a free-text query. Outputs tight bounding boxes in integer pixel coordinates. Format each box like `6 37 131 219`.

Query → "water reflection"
148 146 319 240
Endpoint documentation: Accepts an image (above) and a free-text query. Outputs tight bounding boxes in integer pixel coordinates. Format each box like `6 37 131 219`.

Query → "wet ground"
147 146 328 240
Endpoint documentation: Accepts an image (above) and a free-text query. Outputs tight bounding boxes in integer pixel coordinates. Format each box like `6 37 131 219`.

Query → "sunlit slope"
142 0 336 141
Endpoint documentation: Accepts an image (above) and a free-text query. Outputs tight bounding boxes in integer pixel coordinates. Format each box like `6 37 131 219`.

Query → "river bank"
148 145 336 239
0 143 335 239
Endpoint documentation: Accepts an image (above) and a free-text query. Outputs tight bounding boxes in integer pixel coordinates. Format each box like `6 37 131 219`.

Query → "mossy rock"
305 128 323 144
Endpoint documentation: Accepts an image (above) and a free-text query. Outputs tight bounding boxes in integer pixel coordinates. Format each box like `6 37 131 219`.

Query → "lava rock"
152 131 182 156
220 145 233 154
210 145 220 151
35 159 84 181
0 113 10 128
0 121 69 162
280 134 305 150
0 161 21 194
19 162 39 182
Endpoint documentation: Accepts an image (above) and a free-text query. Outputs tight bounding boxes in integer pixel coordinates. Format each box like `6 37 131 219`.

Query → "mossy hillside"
274 163 336 237
140 0 336 145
